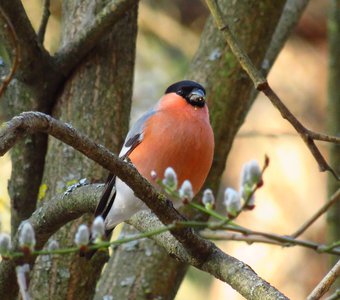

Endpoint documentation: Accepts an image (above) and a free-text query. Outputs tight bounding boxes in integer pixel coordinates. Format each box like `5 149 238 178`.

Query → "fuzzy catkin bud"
202 189 215 209
0 233 12 256
74 224 90 247
162 167 178 190
91 216 105 240
224 188 241 217
240 160 261 187
240 185 255 209
179 180 194 201
19 222 36 251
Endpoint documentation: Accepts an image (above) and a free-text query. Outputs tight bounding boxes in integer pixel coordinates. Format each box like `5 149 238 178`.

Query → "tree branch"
291 188 340 238
205 0 340 180
54 0 139 77
0 112 288 299
37 0 51 45
307 259 340 300
0 184 100 299
199 228 340 256
0 111 212 260
129 211 289 300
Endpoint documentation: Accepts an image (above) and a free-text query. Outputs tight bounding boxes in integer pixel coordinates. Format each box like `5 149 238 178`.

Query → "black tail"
83 174 117 259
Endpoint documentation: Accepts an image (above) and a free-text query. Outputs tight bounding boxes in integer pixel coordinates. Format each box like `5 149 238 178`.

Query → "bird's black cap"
165 80 206 108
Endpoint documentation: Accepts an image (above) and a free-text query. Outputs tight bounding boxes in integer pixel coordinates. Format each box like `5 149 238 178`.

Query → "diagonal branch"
291 189 340 238
54 0 139 77
0 112 289 299
205 0 340 180
0 184 290 300
307 259 340 300
0 111 212 260
37 0 51 45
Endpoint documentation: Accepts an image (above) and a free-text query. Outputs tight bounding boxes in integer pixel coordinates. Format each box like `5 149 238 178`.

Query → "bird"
94 80 214 241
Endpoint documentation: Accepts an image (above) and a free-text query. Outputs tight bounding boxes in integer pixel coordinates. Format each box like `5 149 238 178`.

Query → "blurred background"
0 0 333 299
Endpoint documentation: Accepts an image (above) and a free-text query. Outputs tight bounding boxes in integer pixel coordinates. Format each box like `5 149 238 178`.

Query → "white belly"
104 178 148 230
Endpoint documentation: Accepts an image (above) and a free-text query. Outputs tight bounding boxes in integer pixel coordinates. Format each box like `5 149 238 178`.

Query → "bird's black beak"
189 88 206 103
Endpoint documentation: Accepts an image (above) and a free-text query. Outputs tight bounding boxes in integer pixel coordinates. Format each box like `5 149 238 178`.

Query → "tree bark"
28 1 138 299
96 1 287 299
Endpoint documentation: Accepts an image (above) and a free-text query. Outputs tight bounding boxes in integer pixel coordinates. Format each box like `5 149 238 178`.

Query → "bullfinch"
95 80 214 237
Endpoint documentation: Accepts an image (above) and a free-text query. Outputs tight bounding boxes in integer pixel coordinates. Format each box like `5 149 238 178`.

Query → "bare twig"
0 7 20 98
291 189 340 238
237 131 298 139
187 195 340 255
199 227 340 255
37 0 51 45
201 230 283 246
307 259 340 300
182 220 340 256
205 0 340 180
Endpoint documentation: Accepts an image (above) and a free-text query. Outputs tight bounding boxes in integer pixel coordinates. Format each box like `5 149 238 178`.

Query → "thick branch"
0 112 288 299
130 211 288 300
54 0 139 76
0 111 212 260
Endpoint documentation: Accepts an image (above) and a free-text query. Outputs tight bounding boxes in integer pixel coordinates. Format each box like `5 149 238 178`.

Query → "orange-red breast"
95 80 214 234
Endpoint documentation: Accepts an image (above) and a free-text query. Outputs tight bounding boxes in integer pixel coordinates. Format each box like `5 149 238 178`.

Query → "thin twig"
224 226 340 255
4 224 176 259
201 230 283 246
175 220 340 255
187 196 340 255
307 259 340 300
237 131 298 139
37 0 51 45
205 0 340 180
0 7 20 98
291 189 340 238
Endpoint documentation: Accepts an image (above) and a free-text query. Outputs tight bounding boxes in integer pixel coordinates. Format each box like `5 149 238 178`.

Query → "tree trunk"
28 1 138 299
96 1 286 299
